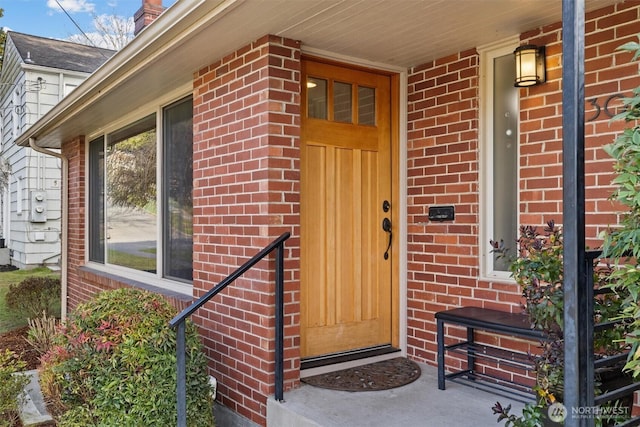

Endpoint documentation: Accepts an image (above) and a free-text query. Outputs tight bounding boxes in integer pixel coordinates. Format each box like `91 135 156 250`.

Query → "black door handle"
382 217 392 260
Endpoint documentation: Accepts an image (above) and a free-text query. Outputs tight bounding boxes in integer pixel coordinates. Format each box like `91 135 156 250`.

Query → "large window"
89 97 193 283
481 41 519 278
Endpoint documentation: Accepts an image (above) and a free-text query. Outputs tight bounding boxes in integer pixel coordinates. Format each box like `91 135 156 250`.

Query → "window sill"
481 272 516 285
79 264 193 304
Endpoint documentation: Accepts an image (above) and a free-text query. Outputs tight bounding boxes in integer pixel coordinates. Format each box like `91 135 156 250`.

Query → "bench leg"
437 319 445 390
467 327 475 379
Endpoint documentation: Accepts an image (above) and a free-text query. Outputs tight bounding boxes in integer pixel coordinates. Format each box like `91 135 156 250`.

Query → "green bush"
0 349 29 427
5 276 61 319
40 288 214 426
602 35 640 378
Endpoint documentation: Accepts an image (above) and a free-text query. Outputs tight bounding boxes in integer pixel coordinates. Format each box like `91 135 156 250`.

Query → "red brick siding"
192 35 300 426
407 48 481 362
407 2 640 365
59 35 300 427
61 136 89 311
519 2 640 242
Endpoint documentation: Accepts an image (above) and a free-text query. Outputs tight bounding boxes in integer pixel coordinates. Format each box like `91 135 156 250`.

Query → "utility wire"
53 0 95 47
53 0 111 57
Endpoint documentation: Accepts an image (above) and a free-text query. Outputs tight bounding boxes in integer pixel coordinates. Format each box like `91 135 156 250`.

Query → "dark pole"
176 321 187 427
562 0 591 425
275 241 284 401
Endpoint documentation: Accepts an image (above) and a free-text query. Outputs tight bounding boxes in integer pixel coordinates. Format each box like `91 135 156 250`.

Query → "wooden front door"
300 59 396 359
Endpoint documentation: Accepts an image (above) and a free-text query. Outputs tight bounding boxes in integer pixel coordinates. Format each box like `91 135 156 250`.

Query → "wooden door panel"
302 144 325 329
304 124 379 151
301 59 393 358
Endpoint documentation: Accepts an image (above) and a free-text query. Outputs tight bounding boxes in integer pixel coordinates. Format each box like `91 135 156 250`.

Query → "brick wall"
58 34 300 427
406 47 482 362
518 2 640 242
191 35 300 426
406 2 640 366
61 136 90 310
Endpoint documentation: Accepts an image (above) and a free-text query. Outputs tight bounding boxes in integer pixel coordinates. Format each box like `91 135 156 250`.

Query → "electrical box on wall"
30 191 47 223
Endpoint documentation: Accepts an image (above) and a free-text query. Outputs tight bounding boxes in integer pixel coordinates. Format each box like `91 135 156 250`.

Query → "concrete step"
267 363 527 427
18 370 54 427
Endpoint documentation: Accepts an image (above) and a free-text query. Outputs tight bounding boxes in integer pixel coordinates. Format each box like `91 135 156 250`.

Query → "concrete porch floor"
267 362 527 427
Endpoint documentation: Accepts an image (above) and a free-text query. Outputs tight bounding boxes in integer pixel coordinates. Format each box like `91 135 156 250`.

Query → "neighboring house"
15 0 640 425
0 32 114 268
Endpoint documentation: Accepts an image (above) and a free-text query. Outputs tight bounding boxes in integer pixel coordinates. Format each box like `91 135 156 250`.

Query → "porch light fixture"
513 44 546 87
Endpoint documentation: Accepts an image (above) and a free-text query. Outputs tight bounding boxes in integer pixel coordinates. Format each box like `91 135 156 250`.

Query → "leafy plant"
492 401 543 427
25 311 60 355
39 288 214 426
510 221 564 334
495 221 630 426
0 349 29 427
5 276 61 319
601 35 640 379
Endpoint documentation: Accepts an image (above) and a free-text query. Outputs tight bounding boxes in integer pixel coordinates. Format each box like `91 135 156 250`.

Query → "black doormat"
301 357 421 392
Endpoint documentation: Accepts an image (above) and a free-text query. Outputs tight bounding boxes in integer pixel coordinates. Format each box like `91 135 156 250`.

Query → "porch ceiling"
271 0 616 67
19 0 619 149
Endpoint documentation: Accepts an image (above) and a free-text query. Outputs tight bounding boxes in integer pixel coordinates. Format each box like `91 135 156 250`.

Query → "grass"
0 267 61 334
108 249 156 272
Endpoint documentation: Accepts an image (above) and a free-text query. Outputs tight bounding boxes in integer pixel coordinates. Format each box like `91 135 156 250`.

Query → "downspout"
28 137 69 319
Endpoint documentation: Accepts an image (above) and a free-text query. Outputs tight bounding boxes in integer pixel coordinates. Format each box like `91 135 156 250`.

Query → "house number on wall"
587 93 624 121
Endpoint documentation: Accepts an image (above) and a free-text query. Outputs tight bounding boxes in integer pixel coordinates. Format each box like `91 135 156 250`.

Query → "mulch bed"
0 327 56 427
0 326 40 370
302 357 421 392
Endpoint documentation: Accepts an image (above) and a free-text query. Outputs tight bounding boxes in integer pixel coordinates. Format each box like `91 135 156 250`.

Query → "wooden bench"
436 306 546 401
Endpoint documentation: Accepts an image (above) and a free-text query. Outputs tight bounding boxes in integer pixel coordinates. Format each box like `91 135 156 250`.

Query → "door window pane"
334 81 352 123
163 97 193 281
307 77 327 119
106 114 157 273
358 86 376 125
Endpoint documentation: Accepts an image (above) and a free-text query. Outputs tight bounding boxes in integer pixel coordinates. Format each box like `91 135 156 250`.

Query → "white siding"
0 35 92 268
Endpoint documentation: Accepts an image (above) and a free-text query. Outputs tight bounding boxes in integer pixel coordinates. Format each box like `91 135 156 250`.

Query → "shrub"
25 311 60 355
5 276 61 319
494 221 631 426
40 288 214 426
0 349 29 427
602 35 640 378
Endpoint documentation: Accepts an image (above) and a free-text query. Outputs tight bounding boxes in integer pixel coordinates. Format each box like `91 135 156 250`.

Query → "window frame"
85 92 193 294
161 96 194 283
479 38 520 281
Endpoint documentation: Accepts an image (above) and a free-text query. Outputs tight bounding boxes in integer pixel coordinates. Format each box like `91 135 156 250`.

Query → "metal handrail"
169 232 290 427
